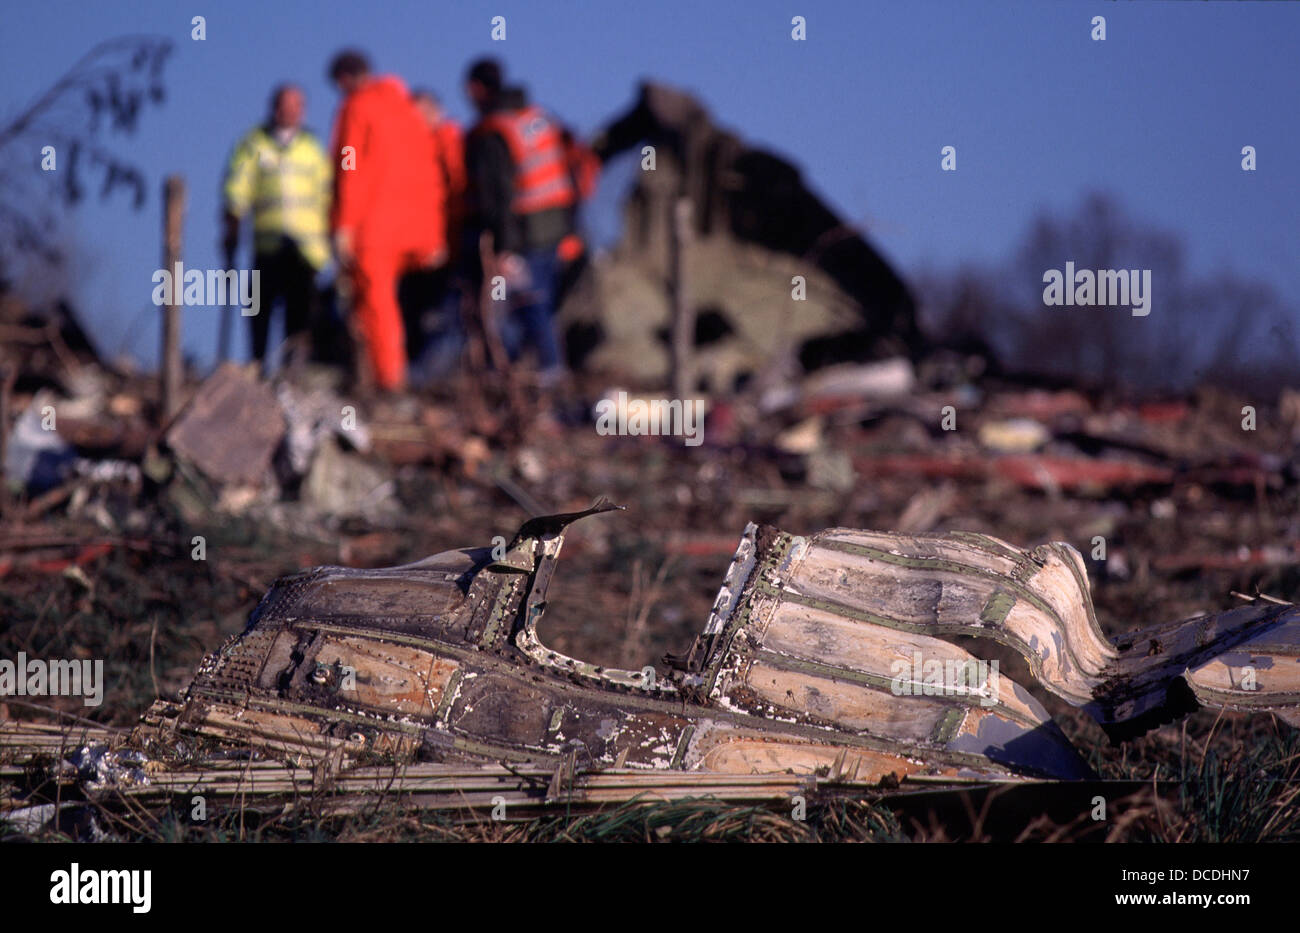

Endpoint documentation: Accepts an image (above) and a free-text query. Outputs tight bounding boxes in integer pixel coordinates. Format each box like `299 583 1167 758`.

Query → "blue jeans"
409 286 467 385
501 248 563 372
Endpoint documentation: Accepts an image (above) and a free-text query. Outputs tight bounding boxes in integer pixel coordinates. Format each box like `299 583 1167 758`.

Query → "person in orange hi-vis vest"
328 50 446 392
464 59 576 385
554 126 601 311
556 126 600 266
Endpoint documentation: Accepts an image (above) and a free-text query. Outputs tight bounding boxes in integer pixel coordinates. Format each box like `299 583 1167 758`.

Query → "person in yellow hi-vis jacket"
222 84 331 367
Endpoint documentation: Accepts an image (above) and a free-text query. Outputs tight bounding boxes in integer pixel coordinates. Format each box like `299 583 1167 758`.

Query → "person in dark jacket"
463 58 574 384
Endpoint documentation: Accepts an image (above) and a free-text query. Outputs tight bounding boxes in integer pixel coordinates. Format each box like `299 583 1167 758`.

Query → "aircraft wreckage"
7 499 1300 811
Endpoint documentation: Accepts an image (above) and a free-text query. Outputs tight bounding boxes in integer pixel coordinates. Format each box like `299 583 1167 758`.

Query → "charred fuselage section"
138 500 1300 786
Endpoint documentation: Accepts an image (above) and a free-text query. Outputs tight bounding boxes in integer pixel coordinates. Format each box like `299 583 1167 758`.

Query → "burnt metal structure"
135 500 1300 787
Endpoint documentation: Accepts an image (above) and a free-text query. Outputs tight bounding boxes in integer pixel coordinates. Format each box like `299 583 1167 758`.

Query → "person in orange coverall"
328 50 446 391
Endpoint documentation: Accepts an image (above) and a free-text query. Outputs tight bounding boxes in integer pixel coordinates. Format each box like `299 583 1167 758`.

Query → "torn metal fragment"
133 500 1300 787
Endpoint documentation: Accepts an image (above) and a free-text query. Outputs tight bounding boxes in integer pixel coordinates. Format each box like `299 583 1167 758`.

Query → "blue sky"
2 0 1296 367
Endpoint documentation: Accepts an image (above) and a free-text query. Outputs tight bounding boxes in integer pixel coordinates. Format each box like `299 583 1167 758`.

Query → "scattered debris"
977 417 1050 453
300 435 397 521
165 363 285 488
762 358 917 414
1 279 1297 837
66 742 153 793
3 500 1280 812
276 380 370 478
3 391 76 494
564 82 920 386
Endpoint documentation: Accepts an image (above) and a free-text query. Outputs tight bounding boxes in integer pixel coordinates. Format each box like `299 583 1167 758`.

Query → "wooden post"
217 242 235 365
477 232 527 431
476 232 511 375
161 175 186 422
669 196 693 400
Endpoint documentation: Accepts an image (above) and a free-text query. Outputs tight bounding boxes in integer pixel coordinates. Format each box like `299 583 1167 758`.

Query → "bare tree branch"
0 35 171 275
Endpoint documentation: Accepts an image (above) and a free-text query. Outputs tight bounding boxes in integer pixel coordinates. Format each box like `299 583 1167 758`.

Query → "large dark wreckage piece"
129 499 1300 791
